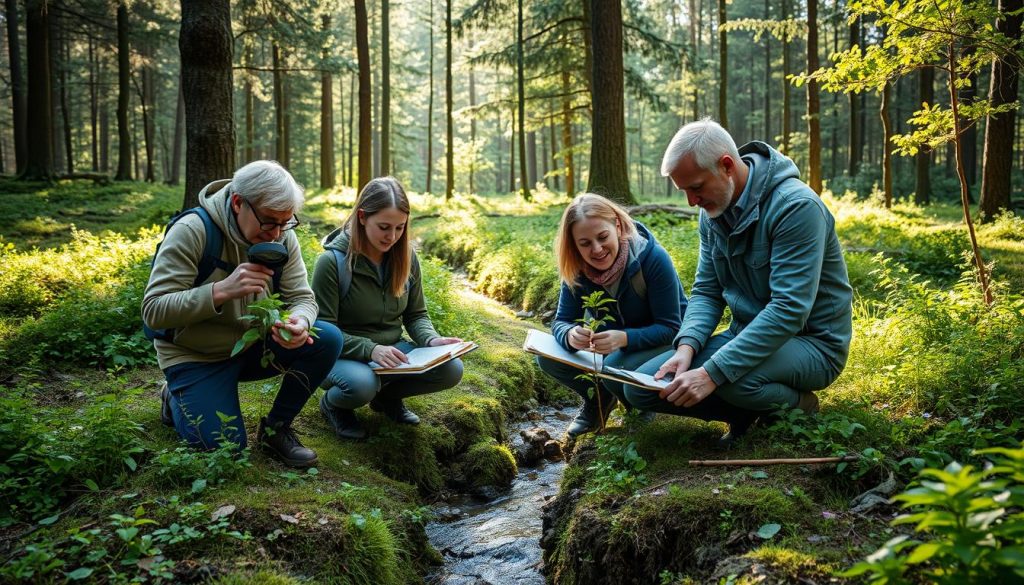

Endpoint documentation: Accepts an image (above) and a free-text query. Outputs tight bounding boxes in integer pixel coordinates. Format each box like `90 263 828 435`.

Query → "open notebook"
370 341 478 375
522 329 669 392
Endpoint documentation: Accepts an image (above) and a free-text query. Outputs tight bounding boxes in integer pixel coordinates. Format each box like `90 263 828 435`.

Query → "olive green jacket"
311 228 439 362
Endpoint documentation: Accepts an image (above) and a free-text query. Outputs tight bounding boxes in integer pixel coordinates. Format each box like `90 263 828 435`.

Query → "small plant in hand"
231 294 321 368
574 290 617 433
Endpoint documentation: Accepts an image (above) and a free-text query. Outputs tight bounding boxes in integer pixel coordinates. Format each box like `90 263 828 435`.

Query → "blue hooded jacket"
552 221 687 353
675 141 853 385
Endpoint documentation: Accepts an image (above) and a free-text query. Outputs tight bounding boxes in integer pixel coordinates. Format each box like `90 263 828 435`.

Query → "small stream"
425 406 575 585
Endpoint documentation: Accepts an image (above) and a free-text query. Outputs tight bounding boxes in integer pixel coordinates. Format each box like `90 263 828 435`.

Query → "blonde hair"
554 193 636 288
343 176 412 297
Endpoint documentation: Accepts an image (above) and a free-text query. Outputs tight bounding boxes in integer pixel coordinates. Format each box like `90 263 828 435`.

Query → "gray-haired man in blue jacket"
624 118 853 443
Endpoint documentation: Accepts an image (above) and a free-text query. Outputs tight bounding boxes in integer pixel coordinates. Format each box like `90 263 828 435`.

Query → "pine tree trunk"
59 18 73 174
426 0 434 193
549 99 560 190
273 44 287 167
516 0 531 200
587 0 633 204
581 0 594 112
561 70 575 198
356 0 371 189
48 5 64 173
381 0 390 176
348 71 355 187
915 68 933 205
339 75 347 186
847 17 861 175
469 34 477 193
781 0 791 153
717 0 728 128
180 0 234 209
320 15 335 189
89 37 99 172
445 0 454 199
169 86 183 185
881 82 893 208
141 41 156 182
527 131 538 187
114 1 131 180
806 0 822 192
5 0 27 174
763 0 771 141
100 56 109 173
980 0 1022 220
22 0 53 180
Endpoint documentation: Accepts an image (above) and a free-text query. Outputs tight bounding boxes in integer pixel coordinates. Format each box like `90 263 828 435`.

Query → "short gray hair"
660 118 741 177
232 160 304 212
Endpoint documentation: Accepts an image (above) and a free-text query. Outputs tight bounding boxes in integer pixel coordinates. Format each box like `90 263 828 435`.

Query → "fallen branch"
689 455 860 466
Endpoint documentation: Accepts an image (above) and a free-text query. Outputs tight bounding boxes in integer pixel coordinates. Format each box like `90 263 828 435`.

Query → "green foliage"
585 434 649 495
0 390 144 525
419 255 479 340
843 445 1024 583
764 407 884 477
1 498 250 583
145 441 252 492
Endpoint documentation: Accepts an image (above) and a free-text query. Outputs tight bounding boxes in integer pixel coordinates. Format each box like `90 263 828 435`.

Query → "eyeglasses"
243 198 300 232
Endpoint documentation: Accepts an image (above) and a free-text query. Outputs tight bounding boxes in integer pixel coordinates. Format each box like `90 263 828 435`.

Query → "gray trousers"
624 330 840 415
536 345 672 405
322 341 464 409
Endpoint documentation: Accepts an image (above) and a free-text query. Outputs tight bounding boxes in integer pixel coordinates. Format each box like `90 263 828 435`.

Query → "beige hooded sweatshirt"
141 180 319 370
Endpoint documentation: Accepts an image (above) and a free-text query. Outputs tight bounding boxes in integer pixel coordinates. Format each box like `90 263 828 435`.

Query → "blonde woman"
537 193 687 437
311 177 463 440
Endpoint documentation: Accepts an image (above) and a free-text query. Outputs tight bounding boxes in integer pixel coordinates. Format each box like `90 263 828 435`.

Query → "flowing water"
425 406 574 585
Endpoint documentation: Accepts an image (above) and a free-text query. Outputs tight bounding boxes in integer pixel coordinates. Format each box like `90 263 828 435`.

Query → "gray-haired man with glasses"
143 160 342 467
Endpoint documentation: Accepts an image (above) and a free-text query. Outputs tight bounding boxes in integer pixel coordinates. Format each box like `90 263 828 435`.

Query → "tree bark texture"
717 0 728 128
880 82 893 208
356 0 371 190
562 70 575 198
115 1 131 180
22 0 53 180
426 0 434 193
169 86 183 185
320 15 335 189
915 67 933 205
180 0 234 209
6 0 27 174
980 0 1022 219
806 0 822 192
847 17 861 175
516 0 531 200
445 0 454 199
381 0 391 176
587 0 634 204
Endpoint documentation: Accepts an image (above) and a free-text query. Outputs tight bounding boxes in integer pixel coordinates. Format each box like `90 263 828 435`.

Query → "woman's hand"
589 330 627 355
371 345 409 368
428 336 463 346
567 326 593 350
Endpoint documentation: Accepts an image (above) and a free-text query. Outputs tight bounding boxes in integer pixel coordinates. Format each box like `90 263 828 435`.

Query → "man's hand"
659 367 717 407
371 345 409 368
271 315 311 349
654 344 695 381
428 336 463 346
567 326 593 350
589 330 627 355
213 263 273 306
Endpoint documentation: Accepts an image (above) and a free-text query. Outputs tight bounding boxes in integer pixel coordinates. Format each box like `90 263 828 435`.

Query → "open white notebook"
522 329 668 391
370 341 477 375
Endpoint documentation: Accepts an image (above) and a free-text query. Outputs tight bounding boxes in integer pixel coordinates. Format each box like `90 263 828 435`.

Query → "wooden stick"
688 455 860 466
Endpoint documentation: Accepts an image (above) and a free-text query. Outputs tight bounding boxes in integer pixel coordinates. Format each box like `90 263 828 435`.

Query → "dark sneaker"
566 393 618 438
320 393 367 440
369 397 420 425
796 391 820 415
159 382 175 428
715 410 761 451
256 417 318 468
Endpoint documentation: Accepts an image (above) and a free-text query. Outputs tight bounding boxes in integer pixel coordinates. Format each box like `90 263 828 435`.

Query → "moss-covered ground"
1 179 1022 583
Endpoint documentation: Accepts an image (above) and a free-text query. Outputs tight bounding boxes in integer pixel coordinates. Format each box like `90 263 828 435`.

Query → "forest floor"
1 178 1023 584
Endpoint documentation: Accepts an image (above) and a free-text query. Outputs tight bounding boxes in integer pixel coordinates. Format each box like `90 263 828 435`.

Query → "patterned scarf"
583 238 630 287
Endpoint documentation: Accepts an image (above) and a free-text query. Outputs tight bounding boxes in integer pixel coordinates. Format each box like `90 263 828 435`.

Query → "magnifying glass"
248 242 289 285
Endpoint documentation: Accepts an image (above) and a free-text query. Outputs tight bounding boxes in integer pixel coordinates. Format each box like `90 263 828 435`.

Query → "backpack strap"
189 207 233 287
332 249 353 301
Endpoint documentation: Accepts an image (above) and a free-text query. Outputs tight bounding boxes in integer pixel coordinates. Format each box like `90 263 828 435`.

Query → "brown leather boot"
796 391 820 415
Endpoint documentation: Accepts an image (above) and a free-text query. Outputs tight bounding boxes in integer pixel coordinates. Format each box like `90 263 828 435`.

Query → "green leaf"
279 328 293 342
39 513 60 526
230 338 247 357
906 542 943 564
756 523 781 539
192 478 207 494
84 479 99 492
123 456 137 471
750 471 768 479
67 568 94 580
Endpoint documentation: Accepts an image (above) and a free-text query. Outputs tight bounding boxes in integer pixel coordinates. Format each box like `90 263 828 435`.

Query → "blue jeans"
322 341 464 410
536 345 671 407
624 331 839 417
163 320 343 450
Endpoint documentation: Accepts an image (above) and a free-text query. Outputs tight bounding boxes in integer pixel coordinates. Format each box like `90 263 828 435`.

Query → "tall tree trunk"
516 0 531 200
339 75 347 186
48 4 63 173
169 86 183 185
691 0 701 120
273 44 287 167
348 71 355 187
180 0 234 209
381 0 390 176
59 17 72 174
880 82 893 207
426 0 434 193
115 1 131 180
763 0 771 140
100 56 109 173
527 131 538 187
22 0 53 180
581 0 594 111
469 32 477 193
587 0 633 204
561 70 575 198
509 104 515 192
445 0 454 199
717 0 728 128
496 108 503 192
549 99 560 190
915 67 933 204
141 41 156 182
847 16 861 175
320 15 335 188
89 37 99 172
780 0 791 153
961 64 978 192
356 0 371 189
806 0 822 192
830 0 839 178
243 40 254 164
980 0 1022 220
5 0 27 174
